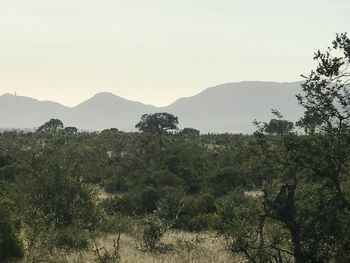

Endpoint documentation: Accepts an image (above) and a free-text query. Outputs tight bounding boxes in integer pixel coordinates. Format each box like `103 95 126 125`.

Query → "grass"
66 231 239 263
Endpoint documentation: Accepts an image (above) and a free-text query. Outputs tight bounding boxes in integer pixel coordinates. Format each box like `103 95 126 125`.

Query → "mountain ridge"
0 81 304 133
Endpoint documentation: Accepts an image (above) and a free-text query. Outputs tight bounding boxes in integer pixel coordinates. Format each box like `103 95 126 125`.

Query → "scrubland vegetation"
1 34 350 262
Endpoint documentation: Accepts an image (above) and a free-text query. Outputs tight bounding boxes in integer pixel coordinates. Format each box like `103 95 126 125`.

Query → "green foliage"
294 33 350 261
98 212 135 235
37 118 64 132
135 112 179 135
214 191 294 262
155 190 186 223
209 167 244 196
18 163 98 229
263 118 294 134
140 213 169 253
54 225 90 251
214 192 260 255
101 128 119 134
180 127 200 136
64 126 78 134
0 153 16 182
254 109 294 135
175 193 215 231
0 197 23 262
103 175 129 193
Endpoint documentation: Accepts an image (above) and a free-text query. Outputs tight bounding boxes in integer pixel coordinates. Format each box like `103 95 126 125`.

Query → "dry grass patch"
67 231 240 263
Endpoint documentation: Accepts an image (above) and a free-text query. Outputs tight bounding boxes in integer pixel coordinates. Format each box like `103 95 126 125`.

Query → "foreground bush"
0 197 23 262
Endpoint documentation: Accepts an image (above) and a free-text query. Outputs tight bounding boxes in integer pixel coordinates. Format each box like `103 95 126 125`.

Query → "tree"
297 33 350 135
254 110 294 135
37 119 64 132
260 33 350 261
64 126 78 134
180 128 200 136
296 33 350 211
135 113 179 135
252 33 350 262
101 128 119 134
215 33 350 262
294 33 350 260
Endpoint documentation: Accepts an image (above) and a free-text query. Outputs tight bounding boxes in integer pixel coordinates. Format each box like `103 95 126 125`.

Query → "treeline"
1 34 350 262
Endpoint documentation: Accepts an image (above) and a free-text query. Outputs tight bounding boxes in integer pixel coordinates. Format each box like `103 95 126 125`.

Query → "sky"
0 0 349 107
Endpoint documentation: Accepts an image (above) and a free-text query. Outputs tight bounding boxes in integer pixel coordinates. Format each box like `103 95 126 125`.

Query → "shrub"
98 212 135 235
103 176 128 193
53 225 90 251
93 236 121 263
0 197 23 262
140 214 169 253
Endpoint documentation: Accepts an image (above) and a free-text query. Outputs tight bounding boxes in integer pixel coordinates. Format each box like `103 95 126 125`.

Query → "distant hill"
0 93 69 130
162 81 303 133
0 81 304 133
69 92 157 131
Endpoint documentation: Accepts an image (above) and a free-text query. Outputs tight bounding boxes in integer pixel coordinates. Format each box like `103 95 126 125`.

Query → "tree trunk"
290 225 306 263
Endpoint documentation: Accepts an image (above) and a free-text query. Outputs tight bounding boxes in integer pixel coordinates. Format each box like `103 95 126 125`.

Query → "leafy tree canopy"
180 128 200 136
37 119 64 133
64 126 78 134
297 32 350 134
135 113 179 135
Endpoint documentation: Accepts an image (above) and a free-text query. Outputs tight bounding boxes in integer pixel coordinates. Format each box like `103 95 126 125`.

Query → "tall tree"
215 33 350 262
297 33 350 210
135 113 179 135
37 119 64 132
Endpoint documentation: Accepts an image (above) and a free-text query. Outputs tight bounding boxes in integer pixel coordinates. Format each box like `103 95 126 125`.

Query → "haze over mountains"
0 81 304 133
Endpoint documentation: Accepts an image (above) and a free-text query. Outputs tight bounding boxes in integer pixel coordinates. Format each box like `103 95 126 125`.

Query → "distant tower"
15 91 17 96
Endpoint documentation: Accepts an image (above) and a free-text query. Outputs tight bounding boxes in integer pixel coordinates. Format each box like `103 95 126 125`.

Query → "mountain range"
0 81 304 133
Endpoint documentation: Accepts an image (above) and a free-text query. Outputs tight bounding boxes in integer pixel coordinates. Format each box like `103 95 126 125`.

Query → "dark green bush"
53 225 90 251
0 197 23 262
103 175 129 193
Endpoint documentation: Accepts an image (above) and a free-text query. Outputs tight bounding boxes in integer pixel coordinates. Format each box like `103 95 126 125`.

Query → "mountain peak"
1 93 21 99
82 92 157 109
1 93 14 97
78 92 142 107
92 92 118 98
0 93 39 103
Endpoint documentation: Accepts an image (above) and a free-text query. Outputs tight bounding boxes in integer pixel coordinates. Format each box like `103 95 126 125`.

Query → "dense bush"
0 197 23 262
140 213 169 253
53 225 90 251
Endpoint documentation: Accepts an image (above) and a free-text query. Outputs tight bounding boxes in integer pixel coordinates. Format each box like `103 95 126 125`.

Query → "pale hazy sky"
0 0 349 107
